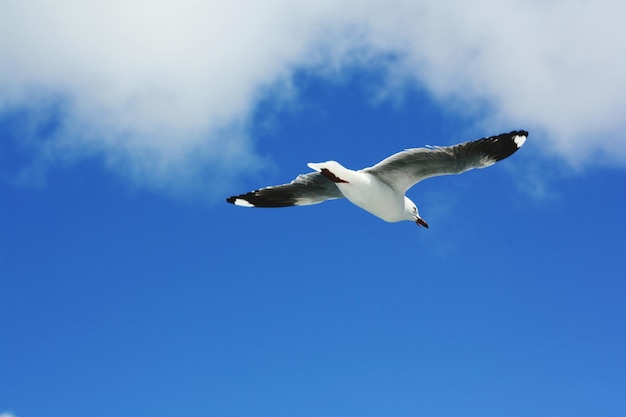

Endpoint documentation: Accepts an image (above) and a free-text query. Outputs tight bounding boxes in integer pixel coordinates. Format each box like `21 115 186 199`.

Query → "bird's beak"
416 218 429 228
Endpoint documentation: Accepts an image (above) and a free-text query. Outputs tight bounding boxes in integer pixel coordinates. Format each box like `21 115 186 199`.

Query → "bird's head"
404 197 429 228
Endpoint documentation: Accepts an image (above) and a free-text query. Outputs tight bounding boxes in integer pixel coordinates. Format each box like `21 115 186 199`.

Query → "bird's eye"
413 207 417 214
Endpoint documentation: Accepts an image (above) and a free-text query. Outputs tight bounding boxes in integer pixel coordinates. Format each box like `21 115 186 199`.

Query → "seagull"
226 130 527 228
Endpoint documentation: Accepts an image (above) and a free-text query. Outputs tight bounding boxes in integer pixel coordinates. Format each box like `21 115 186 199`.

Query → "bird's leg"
319 168 349 183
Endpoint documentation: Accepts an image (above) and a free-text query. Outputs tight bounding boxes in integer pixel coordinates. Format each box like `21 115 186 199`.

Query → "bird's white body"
308 161 411 222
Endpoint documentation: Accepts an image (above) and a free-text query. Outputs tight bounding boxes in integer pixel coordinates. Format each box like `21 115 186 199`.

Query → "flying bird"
226 130 528 228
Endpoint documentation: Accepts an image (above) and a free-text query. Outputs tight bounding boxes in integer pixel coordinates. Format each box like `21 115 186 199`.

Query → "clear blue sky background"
2 2 626 417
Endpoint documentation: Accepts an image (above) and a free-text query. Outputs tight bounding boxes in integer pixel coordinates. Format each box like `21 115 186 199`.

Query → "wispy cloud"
0 411 16 417
2 0 625 195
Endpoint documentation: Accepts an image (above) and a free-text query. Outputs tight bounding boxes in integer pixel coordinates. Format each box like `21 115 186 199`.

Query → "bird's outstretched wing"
362 130 528 194
226 171 344 208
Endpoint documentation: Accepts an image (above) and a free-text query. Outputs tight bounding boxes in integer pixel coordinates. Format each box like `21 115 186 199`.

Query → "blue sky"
2 1 626 417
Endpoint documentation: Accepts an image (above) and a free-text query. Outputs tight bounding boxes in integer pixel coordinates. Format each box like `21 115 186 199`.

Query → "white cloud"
0 412 16 417
359 0 626 164
1 0 625 195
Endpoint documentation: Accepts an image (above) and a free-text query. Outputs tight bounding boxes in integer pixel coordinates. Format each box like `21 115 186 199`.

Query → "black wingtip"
478 130 528 162
226 190 298 208
226 195 257 207
508 130 529 147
